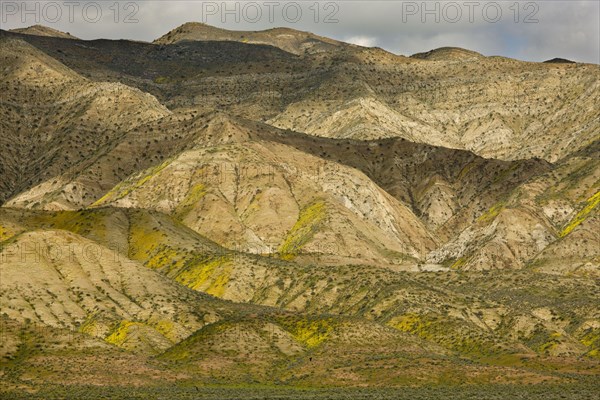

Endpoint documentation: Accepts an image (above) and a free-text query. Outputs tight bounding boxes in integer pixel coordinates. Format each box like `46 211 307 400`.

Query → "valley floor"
2 382 600 400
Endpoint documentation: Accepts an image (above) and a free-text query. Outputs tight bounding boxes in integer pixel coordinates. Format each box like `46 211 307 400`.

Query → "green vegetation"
5 383 600 400
153 319 177 342
449 257 467 270
388 313 430 334
538 332 562 354
387 313 498 356
78 313 100 337
92 159 172 205
175 183 207 218
457 160 477 180
0 223 18 241
277 317 335 348
105 320 140 346
279 200 326 260
153 76 170 84
175 256 232 293
580 328 600 358
477 200 506 223
560 191 600 237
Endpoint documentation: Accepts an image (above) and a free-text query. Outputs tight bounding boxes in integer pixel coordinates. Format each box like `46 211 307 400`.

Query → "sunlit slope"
0 37 169 205
88 120 436 264
6 27 598 163
4 208 598 362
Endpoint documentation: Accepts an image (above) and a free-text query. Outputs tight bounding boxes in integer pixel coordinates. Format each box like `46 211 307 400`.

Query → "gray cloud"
1 0 598 63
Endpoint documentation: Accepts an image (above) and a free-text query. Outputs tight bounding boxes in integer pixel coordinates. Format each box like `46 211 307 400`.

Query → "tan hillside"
7 27 598 163
4 112 435 264
268 58 600 162
5 210 590 389
427 141 600 272
0 228 222 353
261 127 552 235
0 37 170 205
89 123 436 262
411 47 484 61
3 208 598 361
9 25 78 39
1 23 599 396
154 22 345 55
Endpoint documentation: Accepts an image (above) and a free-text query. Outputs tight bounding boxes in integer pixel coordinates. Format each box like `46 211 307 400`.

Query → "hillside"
0 37 169 205
411 47 484 61
4 28 598 163
9 25 78 39
0 23 598 396
154 22 345 56
2 207 598 391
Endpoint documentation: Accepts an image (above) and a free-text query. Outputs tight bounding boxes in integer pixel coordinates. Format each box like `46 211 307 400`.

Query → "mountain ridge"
9 24 78 39
7 23 596 65
1 22 598 395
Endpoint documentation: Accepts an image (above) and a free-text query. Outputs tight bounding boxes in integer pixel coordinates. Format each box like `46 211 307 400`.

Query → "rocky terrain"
0 24 598 397
8 25 78 40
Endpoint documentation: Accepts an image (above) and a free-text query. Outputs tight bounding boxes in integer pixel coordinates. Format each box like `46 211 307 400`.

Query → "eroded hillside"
0 24 598 395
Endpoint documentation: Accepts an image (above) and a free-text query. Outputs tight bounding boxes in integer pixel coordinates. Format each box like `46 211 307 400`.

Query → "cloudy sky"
1 1 598 63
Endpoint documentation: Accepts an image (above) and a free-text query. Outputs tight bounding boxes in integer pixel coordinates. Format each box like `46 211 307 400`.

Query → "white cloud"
345 35 377 47
1 0 598 63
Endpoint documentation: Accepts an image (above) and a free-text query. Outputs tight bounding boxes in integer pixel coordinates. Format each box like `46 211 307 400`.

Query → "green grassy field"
3 381 599 400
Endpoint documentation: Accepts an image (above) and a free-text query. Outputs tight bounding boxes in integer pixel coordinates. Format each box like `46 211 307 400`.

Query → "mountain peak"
9 24 78 39
544 57 576 64
411 46 484 61
154 22 342 55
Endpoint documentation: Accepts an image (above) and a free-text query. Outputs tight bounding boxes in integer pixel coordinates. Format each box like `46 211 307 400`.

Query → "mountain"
87 115 436 263
0 24 598 397
4 27 597 163
154 22 346 55
9 25 78 39
0 37 169 205
261 127 553 234
411 47 484 61
266 58 599 162
544 58 576 64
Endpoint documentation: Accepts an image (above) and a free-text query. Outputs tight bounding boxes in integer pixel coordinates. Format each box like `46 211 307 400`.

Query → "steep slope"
7 26 598 163
268 96 445 142
87 117 436 263
2 26 597 274
427 141 600 272
5 208 598 363
529 142 600 274
154 22 345 55
0 27 307 118
268 58 600 162
533 212 599 275
4 109 434 265
411 47 484 61
258 125 552 233
0 228 229 354
9 25 78 39
3 108 204 211
1 23 599 394
5 210 584 390
0 37 169 205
